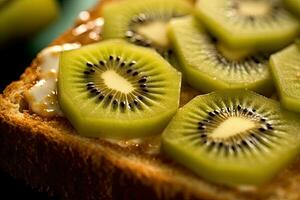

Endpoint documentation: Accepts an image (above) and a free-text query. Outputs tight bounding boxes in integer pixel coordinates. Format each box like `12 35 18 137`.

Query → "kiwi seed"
58 40 181 139
162 90 300 186
168 16 273 95
196 104 275 152
195 0 300 51
124 12 179 58
82 56 153 110
102 0 192 59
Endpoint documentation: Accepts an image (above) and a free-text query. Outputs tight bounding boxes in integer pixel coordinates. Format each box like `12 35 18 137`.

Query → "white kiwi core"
210 117 256 139
137 21 169 48
101 70 134 94
238 1 271 17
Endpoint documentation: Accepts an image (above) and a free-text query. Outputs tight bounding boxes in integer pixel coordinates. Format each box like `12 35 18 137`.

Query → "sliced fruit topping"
58 40 181 139
270 44 300 113
162 90 300 186
195 0 300 51
168 16 273 95
102 0 192 59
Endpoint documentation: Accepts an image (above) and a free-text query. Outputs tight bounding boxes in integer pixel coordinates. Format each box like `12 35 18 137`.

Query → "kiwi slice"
0 0 59 45
168 16 273 95
102 0 192 60
195 0 300 51
270 44 300 113
58 40 181 139
284 0 300 17
162 90 300 186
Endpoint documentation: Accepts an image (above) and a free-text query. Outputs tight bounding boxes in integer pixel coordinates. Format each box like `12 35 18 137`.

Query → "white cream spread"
25 16 105 117
25 43 81 117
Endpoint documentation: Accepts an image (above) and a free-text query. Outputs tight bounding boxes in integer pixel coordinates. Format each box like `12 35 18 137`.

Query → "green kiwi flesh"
102 0 192 58
195 0 300 51
162 89 300 186
284 0 300 17
58 40 181 139
270 44 300 113
0 0 59 45
168 16 273 95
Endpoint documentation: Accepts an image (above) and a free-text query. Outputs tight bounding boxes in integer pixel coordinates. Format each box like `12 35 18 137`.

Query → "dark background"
0 0 97 199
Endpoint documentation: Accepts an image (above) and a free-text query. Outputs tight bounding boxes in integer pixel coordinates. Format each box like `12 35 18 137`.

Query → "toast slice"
1 0 300 199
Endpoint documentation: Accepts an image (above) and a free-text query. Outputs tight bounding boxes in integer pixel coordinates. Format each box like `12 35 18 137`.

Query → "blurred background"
0 0 97 198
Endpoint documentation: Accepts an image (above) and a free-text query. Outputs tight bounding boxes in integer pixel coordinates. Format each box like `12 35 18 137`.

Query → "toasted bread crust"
2 0 300 200
0 114 158 200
